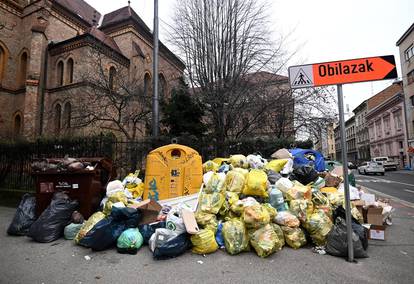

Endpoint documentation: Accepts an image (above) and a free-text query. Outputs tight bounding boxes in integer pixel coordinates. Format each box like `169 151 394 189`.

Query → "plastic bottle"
269 185 285 212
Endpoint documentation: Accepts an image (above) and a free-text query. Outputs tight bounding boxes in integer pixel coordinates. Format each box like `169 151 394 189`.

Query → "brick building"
366 81 409 168
396 22 414 168
0 0 184 141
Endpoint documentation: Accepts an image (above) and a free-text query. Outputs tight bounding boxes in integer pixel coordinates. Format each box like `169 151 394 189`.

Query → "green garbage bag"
222 219 249 255
117 228 144 254
64 223 83 240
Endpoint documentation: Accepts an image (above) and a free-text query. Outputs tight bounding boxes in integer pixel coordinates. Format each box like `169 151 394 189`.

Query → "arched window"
144 73 151 96
19 52 28 87
159 73 167 101
13 113 22 138
109 66 116 90
67 58 74 84
57 61 64 86
0 44 7 83
63 102 71 129
54 103 62 134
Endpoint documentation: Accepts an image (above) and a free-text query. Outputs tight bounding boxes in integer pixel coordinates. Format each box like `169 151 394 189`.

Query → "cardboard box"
182 209 200 234
352 200 366 220
367 207 383 226
369 225 386 241
131 199 162 225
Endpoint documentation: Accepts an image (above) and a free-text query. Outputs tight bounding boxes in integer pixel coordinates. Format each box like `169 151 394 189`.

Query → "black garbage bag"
290 165 319 185
266 170 282 185
27 193 78 243
326 217 368 258
153 233 192 260
7 194 37 236
138 221 166 245
79 206 141 251
333 206 368 250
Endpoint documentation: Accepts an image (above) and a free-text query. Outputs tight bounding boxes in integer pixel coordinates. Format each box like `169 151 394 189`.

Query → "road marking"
355 175 414 187
362 186 414 209
404 189 414 194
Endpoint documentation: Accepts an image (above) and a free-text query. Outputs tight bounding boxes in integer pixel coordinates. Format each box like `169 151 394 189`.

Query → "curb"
362 186 414 209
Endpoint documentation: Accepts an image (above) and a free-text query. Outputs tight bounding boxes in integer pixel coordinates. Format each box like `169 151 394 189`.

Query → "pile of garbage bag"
7 149 374 260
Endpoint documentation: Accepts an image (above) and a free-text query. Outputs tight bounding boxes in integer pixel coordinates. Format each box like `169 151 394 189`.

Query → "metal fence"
0 135 307 192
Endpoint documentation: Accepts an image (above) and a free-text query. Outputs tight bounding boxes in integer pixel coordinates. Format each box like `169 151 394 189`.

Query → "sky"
86 0 413 115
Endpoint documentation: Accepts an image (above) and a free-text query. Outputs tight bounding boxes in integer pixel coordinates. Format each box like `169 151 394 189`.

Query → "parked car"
348 162 357 169
372 156 398 171
358 161 385 175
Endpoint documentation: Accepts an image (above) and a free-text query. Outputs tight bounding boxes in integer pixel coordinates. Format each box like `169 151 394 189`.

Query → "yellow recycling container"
144 144 203 201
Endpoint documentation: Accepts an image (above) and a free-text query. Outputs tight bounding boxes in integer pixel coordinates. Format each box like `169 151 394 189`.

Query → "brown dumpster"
32 157 116 219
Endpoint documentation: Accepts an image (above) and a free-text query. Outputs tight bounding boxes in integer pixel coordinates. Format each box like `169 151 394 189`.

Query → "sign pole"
337 84 354 262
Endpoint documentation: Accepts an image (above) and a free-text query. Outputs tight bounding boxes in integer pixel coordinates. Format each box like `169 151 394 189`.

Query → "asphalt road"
354 170 414 204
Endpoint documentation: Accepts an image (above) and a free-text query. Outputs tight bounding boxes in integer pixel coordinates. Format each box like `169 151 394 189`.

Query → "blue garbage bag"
138 221 166 245
289 148 325 172
79 207 141 251
153 233 192 260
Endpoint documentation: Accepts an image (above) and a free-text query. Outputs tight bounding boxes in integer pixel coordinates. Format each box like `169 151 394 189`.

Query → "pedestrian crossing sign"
288 65 314 88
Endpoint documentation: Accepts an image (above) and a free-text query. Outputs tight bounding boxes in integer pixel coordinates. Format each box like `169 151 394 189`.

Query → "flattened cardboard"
361 193 376 206
182 209 200 234
369 225 386 241
132 199 162 225
367 207 383 226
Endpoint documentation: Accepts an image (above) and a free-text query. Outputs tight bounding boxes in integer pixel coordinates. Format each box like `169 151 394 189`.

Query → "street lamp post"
152 0 159 137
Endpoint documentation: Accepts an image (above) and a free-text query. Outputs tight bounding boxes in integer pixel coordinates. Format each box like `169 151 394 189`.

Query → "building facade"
353 100 370 163
345 116 357 163
366 82 409 168
334 124 341 162
0 0 185 141
396 22 414 169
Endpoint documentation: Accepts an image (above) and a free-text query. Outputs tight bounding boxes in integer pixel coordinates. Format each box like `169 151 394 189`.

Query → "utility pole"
152 0 159 137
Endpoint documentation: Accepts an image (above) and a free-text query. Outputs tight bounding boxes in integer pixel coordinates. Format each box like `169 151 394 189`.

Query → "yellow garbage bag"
229 154 248 169
270 223 285 247
223 170 246 193
222 219 249 255
74 212 105 244
351 207 364 224
122 171 144 199
250 224 282 258
281 226 307 249
103 191 128 215
262 203 277 220
285 181 312 201
243 204 270 229
242 169 269 198
326 192 344 207
289 199 314 223
304 209 333 246
265 159 288 173
232 167 249 177
191 229 218 254
320 187 338 194
274 211 300 228
212 158 229 166
195 211 218 233
205 172 226 194
126 183 144 199
202 160 219 173
199 192 225 214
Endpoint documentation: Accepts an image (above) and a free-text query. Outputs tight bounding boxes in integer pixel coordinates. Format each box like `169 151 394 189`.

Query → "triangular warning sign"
293 68 313 86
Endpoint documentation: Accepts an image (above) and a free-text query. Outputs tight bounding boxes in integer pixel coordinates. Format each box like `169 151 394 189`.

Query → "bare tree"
57 48 152 142
168 0 293 153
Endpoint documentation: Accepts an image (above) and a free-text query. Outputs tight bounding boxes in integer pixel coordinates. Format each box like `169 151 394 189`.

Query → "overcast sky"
86 0 413 114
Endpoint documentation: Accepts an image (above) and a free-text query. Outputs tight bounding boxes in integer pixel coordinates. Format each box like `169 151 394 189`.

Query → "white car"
358 161 385 175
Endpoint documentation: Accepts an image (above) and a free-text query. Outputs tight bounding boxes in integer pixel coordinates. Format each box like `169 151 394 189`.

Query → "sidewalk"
0 201 413 284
